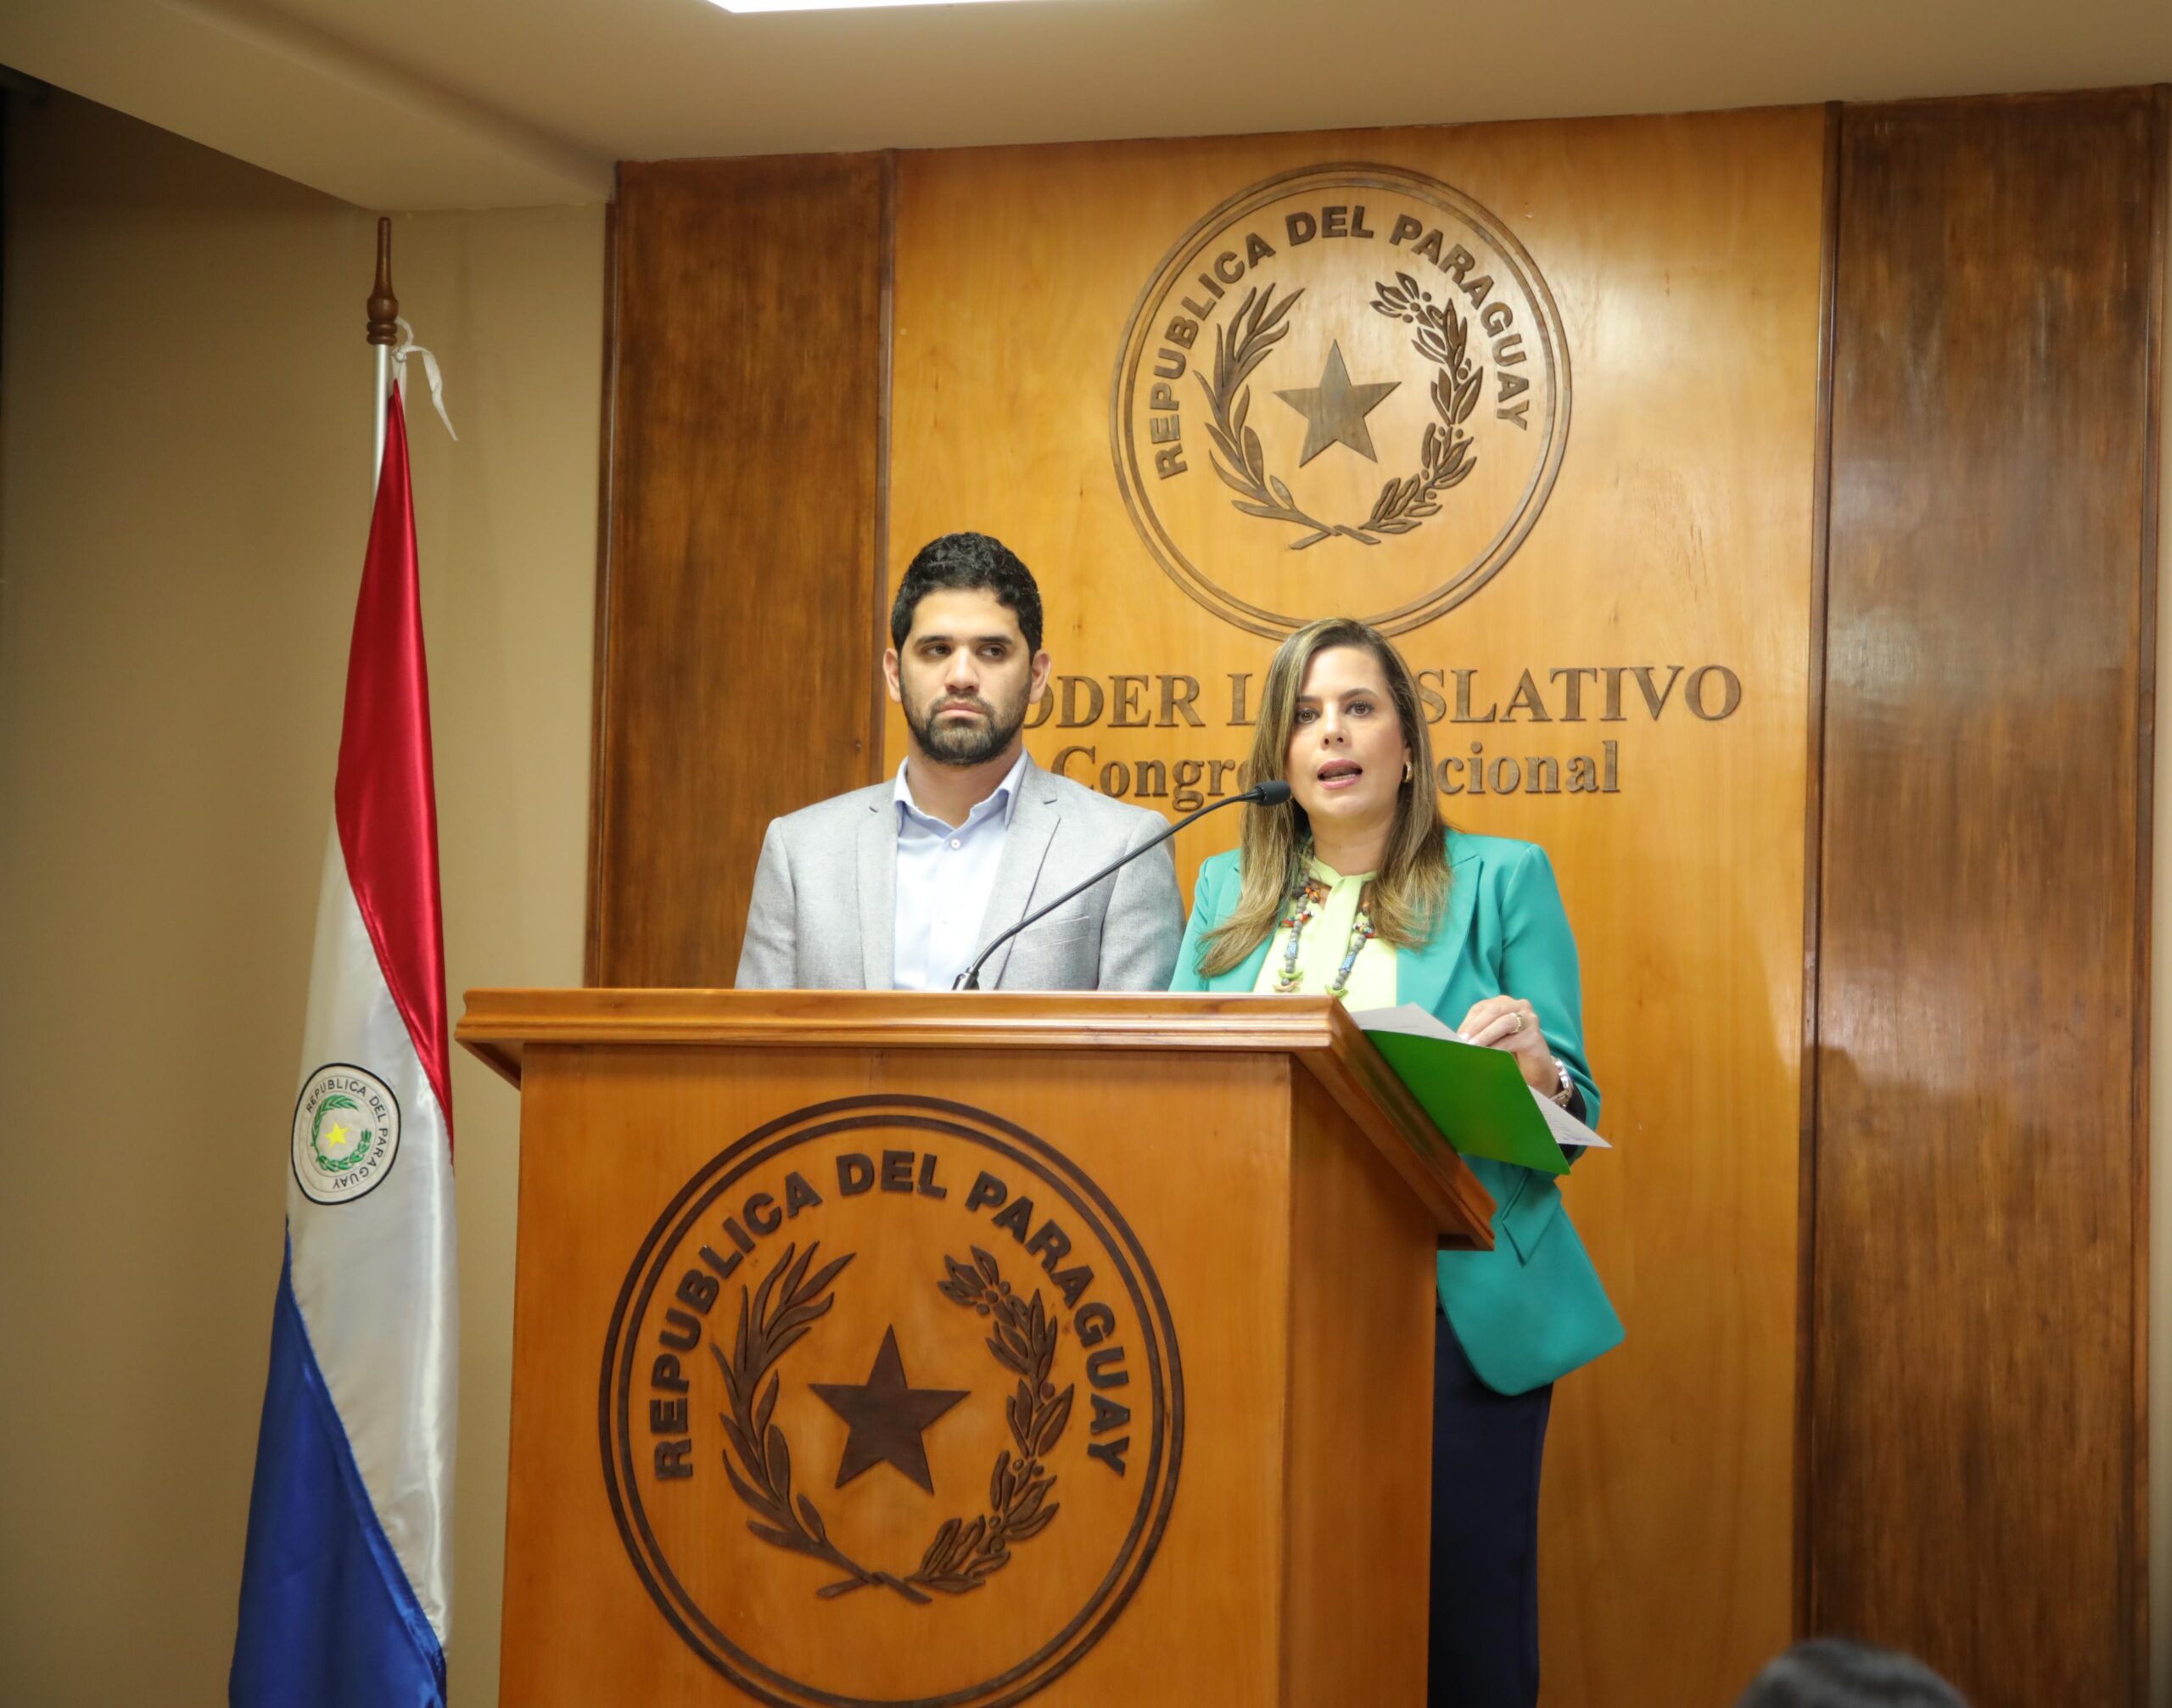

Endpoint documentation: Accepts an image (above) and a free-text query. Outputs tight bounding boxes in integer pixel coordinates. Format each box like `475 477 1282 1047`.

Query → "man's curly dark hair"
889 532 1043 653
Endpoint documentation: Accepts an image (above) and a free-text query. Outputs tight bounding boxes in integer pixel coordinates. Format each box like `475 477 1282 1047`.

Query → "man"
736 532 1183 991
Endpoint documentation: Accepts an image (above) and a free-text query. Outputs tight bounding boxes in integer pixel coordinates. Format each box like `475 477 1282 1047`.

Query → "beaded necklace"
1274 871 1378 998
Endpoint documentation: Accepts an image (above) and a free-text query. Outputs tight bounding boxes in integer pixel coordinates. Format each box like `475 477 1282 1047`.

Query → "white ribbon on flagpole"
392 318 459 442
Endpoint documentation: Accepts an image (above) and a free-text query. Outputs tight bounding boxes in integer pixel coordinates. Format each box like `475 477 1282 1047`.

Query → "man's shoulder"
767 781 892 841
1033 763 1171 843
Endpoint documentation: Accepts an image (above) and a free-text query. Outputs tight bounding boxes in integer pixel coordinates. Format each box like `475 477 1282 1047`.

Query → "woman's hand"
1457 994 1558 1095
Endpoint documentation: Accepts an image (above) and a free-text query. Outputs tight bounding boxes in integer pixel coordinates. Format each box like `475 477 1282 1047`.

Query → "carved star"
810 1327 968 1492
1274 340 1401 466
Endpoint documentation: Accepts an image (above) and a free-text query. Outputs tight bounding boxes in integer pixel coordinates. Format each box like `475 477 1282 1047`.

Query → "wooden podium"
457 990 1493 1707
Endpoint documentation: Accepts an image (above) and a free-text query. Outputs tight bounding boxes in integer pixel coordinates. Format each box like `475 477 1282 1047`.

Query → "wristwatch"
1547 1056 1575 1108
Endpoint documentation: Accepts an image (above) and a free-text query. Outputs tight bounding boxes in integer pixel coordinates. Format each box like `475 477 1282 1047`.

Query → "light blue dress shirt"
891 750 1028 992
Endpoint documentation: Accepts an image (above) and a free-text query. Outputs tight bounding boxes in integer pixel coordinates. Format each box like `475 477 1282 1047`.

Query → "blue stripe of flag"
231 1240 447 1707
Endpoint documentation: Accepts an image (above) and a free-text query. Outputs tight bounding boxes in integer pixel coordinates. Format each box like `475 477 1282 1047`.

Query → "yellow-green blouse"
1249 857 1398 1006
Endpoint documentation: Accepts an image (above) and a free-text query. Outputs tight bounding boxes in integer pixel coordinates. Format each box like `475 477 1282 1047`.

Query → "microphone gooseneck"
953 776 1290 989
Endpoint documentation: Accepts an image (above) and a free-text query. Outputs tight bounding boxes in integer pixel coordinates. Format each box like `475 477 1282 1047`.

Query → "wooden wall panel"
587 154 890 986
1811 91 2163 1707
887 113 1824 1705
584 90 2165 1708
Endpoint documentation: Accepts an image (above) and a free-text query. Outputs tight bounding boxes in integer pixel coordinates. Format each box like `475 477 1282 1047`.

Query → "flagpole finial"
367 217 399 348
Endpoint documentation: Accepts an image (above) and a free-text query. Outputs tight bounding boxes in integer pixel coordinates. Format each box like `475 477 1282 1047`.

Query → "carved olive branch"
709 1241 932 1604
910 1247 1073 1593
1195 284 1369 551
1364 273 1483 535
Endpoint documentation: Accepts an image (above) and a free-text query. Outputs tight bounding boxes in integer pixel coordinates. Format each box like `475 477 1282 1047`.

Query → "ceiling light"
709 0 1044 11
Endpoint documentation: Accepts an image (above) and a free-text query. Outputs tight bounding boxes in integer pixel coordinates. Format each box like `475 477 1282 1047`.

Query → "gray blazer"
734 756 1184 991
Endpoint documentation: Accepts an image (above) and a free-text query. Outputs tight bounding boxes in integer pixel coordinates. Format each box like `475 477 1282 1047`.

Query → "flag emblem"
291 1062 403 1205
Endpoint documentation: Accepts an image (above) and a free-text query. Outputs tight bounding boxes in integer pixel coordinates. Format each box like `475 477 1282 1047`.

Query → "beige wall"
0 92 601 1705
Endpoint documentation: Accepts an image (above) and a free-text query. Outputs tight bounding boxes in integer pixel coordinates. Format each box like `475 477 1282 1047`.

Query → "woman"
1170 617 1621 1708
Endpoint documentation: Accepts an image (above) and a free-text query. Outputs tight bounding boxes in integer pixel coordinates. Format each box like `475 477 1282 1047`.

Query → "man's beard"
904 686 1027 767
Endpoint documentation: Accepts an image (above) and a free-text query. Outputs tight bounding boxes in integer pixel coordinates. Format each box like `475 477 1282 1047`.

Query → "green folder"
1363 1030 1572 1176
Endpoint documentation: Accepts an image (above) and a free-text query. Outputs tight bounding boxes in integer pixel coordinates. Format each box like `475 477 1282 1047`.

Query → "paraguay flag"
232 389 457 1705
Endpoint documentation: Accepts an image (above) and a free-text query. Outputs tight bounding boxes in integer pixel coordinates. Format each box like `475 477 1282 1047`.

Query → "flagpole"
233 210 455 1707
367 216 398 491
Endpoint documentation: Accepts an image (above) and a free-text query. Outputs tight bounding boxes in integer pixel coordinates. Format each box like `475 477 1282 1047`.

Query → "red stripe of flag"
333 390 454 1142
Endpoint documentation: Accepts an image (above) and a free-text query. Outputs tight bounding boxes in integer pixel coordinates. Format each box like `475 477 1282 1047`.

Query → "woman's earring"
1402 759 1413 783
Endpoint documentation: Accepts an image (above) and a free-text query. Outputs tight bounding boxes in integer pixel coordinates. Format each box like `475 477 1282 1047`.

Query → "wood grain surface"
886 110 1826 1705
587 153 891 988
477 1004 1443 1704
1808 90 2163 1708
1280 1066 1437 1705
457 988 1496 1246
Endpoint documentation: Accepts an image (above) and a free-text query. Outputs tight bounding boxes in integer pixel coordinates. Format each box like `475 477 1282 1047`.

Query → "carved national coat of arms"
1113 163 1572 638
601 1095 1182 1708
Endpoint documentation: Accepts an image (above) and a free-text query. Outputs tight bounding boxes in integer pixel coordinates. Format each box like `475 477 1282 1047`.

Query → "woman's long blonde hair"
1196 618 1451 977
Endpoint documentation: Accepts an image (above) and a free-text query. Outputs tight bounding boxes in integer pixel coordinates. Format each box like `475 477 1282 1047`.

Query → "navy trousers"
1427 1306 1553 1708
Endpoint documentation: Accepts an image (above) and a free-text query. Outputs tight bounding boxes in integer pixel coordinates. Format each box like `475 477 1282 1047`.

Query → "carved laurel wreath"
1195 276 1483 550
708 1240 1073 1604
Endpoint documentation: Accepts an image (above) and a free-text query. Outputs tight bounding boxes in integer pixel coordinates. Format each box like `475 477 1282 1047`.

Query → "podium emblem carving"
601 1095 1183 1706
1112 162 1571 637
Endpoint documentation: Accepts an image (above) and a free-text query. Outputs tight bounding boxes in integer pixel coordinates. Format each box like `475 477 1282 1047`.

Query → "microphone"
954 778 1293 990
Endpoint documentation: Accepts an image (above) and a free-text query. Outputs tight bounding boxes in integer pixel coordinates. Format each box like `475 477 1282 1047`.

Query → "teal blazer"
1171 830 1623 1395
